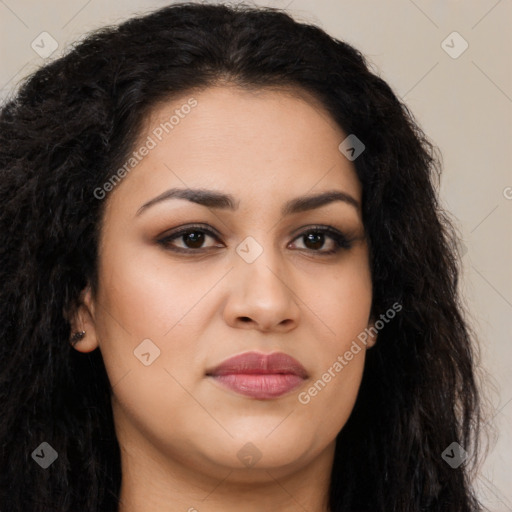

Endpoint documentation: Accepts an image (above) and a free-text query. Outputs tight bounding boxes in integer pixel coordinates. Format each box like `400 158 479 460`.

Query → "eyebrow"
136 187 360 217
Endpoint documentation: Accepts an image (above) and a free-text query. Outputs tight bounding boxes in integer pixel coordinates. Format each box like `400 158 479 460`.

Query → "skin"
72 85 377 512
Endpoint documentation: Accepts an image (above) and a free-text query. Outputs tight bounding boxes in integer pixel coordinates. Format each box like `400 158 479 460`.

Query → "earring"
70 330 86 345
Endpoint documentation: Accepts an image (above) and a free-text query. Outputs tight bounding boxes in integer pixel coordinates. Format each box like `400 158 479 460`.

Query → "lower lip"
209 373 305 399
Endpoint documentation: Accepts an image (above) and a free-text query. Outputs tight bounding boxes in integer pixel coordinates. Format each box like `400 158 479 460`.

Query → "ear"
365 318 378 349
68 284 100 353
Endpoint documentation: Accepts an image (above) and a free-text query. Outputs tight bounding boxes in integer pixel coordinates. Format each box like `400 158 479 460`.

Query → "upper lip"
206 351 308 378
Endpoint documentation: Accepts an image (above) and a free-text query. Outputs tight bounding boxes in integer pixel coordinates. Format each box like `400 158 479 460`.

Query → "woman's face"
74 85 376 480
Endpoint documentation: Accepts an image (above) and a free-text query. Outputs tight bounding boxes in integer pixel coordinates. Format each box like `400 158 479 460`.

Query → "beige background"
1 0 510 509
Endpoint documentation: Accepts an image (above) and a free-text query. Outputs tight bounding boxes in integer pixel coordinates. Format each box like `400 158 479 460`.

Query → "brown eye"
180 231 207 249
158 225 223 253
289 227 353 255
158 224 353 256
302 232 326 250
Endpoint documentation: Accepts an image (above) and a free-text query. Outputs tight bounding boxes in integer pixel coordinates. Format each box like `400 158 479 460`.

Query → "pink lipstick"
206 351 308 399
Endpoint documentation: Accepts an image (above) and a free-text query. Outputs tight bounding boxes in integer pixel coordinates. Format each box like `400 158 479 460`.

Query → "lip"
206 351 308 399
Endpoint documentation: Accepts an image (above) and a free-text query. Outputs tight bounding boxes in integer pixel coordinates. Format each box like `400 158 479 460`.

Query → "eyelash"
157 223 354 256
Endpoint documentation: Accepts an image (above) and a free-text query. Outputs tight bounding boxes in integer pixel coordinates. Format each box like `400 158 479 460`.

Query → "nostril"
240 317 251 323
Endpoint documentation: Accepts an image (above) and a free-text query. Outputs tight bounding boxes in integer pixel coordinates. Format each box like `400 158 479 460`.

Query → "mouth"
205 351 308 400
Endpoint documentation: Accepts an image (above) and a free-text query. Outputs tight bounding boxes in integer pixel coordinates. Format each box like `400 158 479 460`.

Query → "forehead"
104 85 362 218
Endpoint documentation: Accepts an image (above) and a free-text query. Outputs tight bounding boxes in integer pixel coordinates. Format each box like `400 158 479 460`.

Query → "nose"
222 243 301 333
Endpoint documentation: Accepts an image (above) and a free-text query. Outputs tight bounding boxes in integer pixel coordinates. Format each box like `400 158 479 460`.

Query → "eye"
157 224 355 255
288 226 354 255
157 224 223 253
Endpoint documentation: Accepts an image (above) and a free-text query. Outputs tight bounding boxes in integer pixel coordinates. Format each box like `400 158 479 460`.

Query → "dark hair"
0 2 491 511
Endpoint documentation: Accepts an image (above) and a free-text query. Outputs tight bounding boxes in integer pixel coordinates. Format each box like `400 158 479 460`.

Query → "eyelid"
156 223 356 254
157 223 223 250
289 224 355 252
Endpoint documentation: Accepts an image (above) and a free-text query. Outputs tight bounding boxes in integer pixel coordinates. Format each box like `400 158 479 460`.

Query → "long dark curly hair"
0 2 491 511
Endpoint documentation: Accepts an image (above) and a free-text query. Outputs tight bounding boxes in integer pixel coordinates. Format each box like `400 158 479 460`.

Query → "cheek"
297 328 368 444
301 362 365 443
97 240 217 337
93 248 211 445
95 239 372 367
96 237 372 422
305 248 373 342
296 250 372 429
92 244 214 393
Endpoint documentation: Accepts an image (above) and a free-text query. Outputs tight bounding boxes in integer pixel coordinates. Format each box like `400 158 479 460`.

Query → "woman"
0 2 488 511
